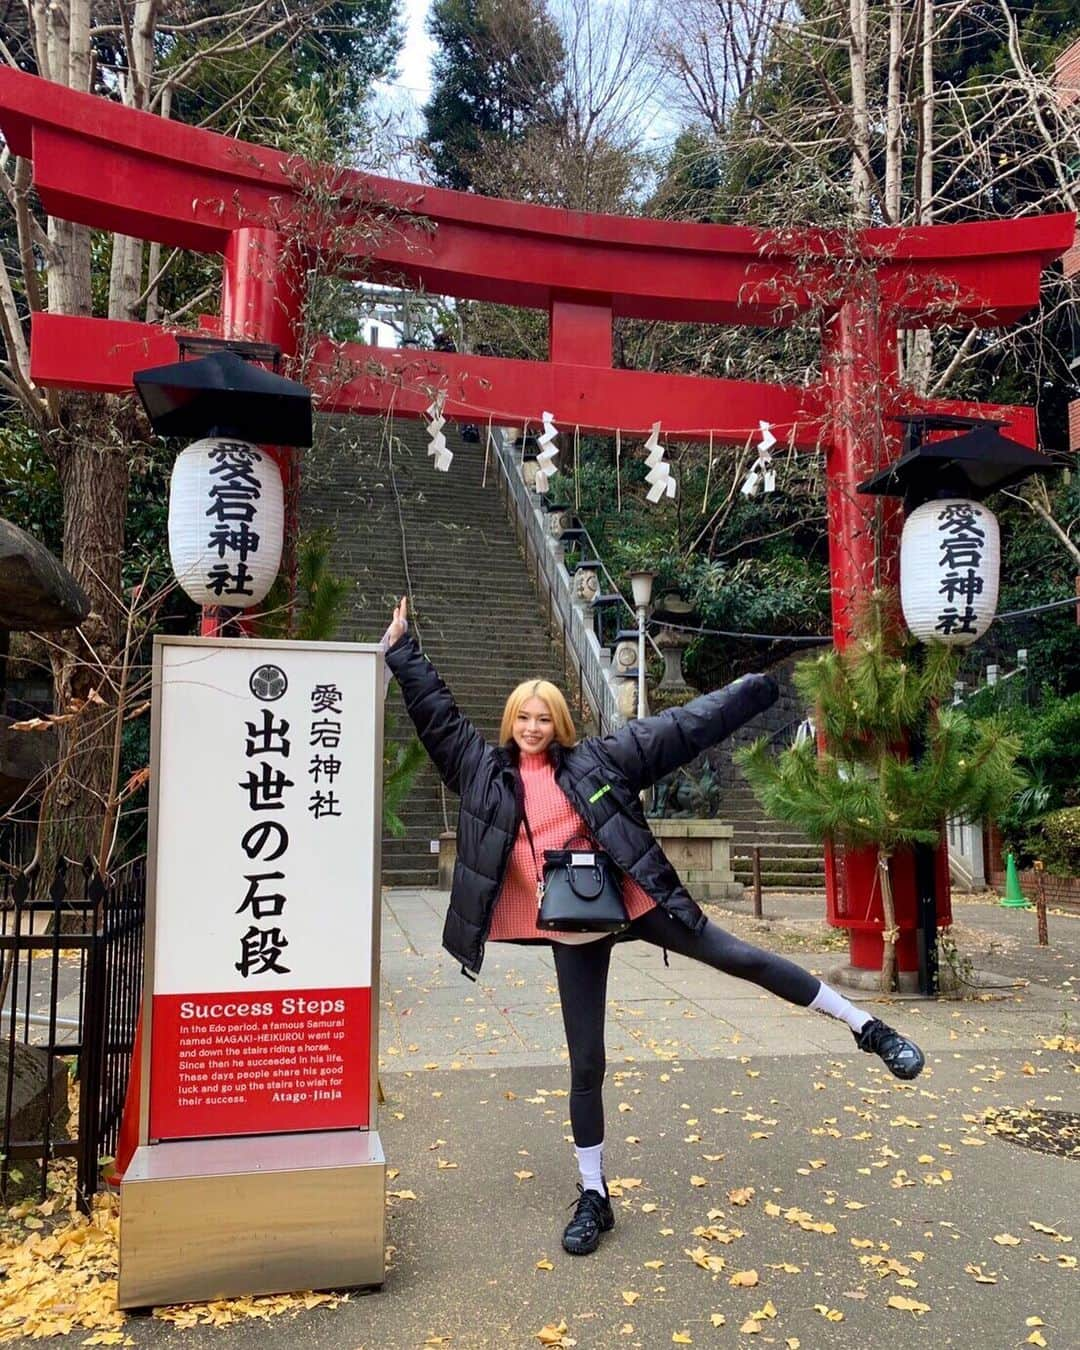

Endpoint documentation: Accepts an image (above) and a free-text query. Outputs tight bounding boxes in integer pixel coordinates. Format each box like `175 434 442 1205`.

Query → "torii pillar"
821 288 951 974
200 226 304 636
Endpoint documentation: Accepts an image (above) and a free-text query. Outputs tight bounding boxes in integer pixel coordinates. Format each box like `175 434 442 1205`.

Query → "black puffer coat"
385 633 778 976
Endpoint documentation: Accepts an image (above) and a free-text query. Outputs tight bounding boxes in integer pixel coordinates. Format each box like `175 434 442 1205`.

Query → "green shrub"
1025 806 1080 876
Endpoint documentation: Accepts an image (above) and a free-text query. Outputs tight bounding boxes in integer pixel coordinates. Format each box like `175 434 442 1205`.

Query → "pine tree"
737 593 1023 988
423 0 565 190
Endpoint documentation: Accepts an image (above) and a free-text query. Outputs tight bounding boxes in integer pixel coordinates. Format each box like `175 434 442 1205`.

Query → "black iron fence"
1 856 145 1212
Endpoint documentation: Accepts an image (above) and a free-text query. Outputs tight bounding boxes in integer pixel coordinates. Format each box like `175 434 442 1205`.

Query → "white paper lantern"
900 497 1000 646
168 437 284 607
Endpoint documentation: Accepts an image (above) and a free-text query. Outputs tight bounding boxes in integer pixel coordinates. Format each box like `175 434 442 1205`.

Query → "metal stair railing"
490 428 660 737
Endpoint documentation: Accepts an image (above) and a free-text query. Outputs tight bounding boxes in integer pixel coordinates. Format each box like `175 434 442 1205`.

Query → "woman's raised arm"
595 673 779 796
383 598 487 795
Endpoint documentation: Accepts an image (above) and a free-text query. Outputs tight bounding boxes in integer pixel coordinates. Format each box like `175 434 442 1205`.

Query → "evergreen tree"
737 593 1024 989
423 0 566 190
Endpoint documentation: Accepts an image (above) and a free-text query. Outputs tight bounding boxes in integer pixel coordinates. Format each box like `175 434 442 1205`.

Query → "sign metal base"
118 1130 385 1308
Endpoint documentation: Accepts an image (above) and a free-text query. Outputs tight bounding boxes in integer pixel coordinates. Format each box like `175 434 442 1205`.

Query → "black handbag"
523 819 629 934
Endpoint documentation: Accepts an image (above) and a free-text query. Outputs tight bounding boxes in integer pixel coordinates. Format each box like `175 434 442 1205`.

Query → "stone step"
729 837 820 858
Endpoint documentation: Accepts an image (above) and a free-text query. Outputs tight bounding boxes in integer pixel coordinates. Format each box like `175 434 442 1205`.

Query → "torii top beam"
0 66 1072 444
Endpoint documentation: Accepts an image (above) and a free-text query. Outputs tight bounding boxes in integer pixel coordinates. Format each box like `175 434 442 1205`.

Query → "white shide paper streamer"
534 410 559 494
644 421 676 504
425 395 453 473
741 420 777 497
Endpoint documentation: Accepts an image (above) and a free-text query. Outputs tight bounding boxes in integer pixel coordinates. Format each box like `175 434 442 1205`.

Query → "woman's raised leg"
628 906 924 1079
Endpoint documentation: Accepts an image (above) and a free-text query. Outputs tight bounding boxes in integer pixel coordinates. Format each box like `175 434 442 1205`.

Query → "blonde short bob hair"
499 679 577 748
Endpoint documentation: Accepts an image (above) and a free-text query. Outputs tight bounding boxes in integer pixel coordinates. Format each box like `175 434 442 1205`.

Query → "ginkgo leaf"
710 1313 725 1327
535 1320 576 1347
728 1186 755 1206
672 1334 692 1344
1029 1222 1071 1242
992 1233 1021 1246
536 1259 554 1271
739 1319 761 1334
729 1269 759 1287
622 1291 640 1305
887 1296 930 1314
814 1305 844 1321
689 1176 708 1187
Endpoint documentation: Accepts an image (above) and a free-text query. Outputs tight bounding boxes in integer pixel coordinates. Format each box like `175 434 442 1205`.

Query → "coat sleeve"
595 673 780 794
384 632 488 795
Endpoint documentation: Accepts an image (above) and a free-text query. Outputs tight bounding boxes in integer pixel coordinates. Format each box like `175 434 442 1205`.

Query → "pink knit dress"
487 750 656 942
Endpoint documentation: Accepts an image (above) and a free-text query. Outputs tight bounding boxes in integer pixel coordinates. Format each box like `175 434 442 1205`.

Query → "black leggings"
552 906 821 1148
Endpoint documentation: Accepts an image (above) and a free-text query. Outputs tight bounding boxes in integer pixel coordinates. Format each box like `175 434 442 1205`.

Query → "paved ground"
8 890 1079 1348
99 890 1079 1350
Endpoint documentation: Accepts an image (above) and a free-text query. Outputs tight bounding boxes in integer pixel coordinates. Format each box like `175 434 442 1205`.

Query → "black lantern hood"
856 413 1058 510
134 340 313 447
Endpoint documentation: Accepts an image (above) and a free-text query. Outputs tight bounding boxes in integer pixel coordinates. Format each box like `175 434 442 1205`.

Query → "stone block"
0 518 90 631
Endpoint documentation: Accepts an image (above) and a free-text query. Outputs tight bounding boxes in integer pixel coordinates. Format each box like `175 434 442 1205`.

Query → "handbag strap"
520 810 545 901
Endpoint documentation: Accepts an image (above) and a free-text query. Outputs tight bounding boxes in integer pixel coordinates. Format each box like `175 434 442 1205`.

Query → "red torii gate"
0 66 1073 974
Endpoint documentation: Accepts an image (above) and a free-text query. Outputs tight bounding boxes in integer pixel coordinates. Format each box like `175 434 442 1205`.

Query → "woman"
383 598 924 1257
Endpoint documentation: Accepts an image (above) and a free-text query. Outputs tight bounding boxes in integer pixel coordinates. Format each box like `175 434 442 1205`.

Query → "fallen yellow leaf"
814 1305 844 1322
992 1233 1021 1246
739 1319 761 1335
689 1175 708 1187
710 1313 726 1327
729 1269 759 1288
622 1291 640 1306
535 1320 576 1348
1026 1334 1047 1348
886 1295 930 1314
672 1334 692 1344
536 1259 554 1271
728 1186 755 1206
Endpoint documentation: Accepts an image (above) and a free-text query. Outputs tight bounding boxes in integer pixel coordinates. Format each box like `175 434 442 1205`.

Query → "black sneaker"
562 1183 615 1255
855 1018 925 1080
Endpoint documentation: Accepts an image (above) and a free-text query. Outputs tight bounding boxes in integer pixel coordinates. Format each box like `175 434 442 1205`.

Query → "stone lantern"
571 560 602 605
651 592 696 692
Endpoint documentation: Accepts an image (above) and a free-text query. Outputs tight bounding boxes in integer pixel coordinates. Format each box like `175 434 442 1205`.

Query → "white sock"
575 1142 605 1195
809 981 873 1034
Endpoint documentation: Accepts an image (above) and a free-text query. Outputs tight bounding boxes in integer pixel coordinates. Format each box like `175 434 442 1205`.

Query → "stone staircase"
724 781 827 892
300 415 577 887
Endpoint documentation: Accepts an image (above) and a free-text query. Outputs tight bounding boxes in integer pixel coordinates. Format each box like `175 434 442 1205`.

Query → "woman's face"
513 696 556 755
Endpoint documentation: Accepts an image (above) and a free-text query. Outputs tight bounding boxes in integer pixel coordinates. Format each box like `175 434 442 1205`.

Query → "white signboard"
145 638 382 1141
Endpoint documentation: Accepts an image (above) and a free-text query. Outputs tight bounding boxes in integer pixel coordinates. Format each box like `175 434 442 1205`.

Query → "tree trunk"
848 0 871 222
41 393 131 873
906 0 936 391
877 847 898 994
884 0 903 223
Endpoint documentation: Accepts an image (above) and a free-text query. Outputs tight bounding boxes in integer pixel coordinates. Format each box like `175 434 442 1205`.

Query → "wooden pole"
1034 861 1049 946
